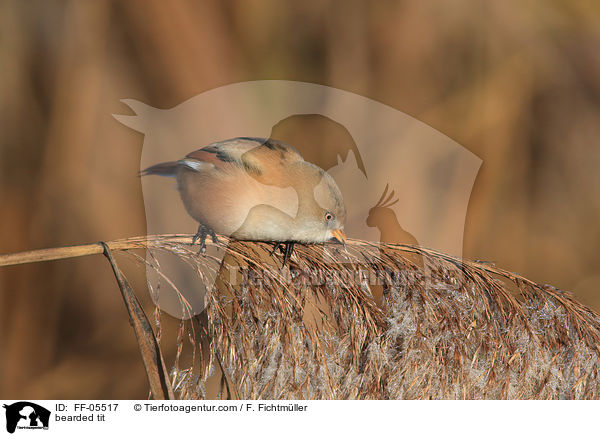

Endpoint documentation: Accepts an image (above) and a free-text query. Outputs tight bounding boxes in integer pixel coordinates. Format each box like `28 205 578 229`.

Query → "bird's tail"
139 161 178 177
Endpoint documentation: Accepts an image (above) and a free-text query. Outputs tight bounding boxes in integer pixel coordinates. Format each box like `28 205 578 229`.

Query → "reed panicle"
126 236 600 400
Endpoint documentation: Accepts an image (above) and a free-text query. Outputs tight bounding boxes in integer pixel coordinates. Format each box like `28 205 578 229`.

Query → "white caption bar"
0 400 596 435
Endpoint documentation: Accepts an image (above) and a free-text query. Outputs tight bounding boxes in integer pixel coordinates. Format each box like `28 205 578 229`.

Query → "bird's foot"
283 242 294 266
270 242 283 256
192 224 217 255
270 241 295 267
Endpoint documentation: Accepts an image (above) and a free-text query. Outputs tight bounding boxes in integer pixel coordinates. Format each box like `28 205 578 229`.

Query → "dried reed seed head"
130 236 600 399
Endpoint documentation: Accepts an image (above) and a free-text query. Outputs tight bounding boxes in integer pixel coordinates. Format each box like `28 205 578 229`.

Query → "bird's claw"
270 242 294 267
282 242 294 266
192 224 217 255
270 242 283 256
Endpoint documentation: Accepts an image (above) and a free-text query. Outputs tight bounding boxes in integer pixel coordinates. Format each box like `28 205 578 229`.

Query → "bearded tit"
141 137 346 264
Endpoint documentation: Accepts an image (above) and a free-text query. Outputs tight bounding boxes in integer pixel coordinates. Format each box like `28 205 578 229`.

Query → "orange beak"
331 228 347 246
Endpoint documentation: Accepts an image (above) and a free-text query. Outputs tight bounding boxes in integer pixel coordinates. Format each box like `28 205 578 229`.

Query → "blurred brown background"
1 0 599 399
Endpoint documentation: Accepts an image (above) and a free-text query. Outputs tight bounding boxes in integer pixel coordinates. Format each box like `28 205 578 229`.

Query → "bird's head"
293 164 346 244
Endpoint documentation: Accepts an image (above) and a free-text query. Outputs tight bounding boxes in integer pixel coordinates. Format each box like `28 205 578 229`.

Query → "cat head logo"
114 80 481 318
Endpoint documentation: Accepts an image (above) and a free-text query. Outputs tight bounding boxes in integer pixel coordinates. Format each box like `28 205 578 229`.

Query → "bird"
140 137 347 264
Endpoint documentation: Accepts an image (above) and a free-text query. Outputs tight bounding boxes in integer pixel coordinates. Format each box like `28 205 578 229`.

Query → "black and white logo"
3 402 50 434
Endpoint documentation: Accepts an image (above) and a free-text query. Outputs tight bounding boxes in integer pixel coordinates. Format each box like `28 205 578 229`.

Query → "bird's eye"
324 212 333 221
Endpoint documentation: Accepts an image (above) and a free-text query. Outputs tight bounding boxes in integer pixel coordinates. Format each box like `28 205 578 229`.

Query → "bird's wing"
176 138 304 237
182 137 304 176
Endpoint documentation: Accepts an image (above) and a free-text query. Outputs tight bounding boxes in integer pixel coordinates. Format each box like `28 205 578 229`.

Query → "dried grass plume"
132 236 600 400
